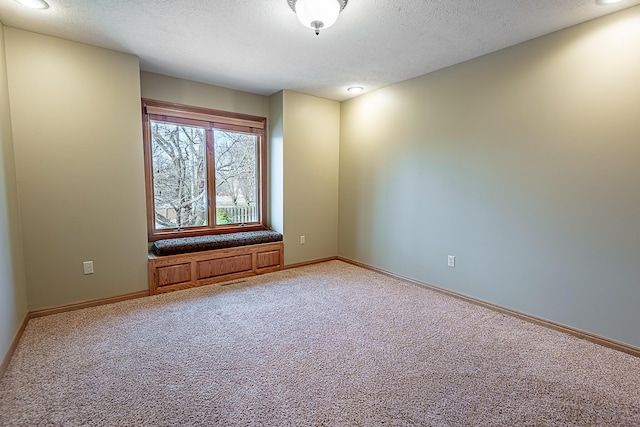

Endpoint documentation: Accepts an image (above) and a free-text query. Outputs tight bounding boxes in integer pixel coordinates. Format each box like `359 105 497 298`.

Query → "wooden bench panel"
157 263 191 287
257 250 281 270
148 242 283 295
197 254 253 280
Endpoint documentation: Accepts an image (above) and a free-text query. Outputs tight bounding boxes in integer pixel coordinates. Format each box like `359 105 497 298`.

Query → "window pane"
151 121 208 229
213 130 259 225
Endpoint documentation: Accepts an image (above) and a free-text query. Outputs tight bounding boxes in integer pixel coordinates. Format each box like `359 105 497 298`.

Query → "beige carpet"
1 260 638 426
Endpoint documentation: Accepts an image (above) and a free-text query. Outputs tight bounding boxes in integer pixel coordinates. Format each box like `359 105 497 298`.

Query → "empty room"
1 0 639 425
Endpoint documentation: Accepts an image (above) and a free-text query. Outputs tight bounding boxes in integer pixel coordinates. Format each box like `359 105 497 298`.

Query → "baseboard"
28 290 150 319
285 256 339 270
0 314 29 379
337 257 640 358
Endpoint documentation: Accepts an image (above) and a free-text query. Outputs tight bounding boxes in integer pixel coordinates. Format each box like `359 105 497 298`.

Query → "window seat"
148 230 284 295
151 230 283 256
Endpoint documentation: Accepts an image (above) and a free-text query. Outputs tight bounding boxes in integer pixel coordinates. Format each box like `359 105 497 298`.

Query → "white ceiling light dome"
288 0 348 35
14 0 49 9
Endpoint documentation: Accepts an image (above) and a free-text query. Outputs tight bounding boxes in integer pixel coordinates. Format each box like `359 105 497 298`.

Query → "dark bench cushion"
151 230 283 256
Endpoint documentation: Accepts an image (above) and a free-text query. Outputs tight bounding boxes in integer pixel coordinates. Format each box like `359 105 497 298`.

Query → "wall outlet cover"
83 261 94 275
447 255 455 268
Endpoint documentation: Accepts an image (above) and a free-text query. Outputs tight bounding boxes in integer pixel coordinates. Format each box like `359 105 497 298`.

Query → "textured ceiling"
1 0 638 101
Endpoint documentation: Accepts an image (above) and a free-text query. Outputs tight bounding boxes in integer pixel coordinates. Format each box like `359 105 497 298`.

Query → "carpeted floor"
1 260 639 426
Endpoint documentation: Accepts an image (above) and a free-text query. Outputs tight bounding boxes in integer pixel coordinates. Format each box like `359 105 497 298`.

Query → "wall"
0 24 28 367
339 7 640 347
5 29 148 310
268 91 284 236
140 72 269 118
282 91 340 265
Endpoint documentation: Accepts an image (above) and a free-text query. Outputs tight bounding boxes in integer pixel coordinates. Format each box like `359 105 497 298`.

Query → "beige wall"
5 29 148 310
0 25 28 365
282 91 340 265
140 72 269 118
339 7 640 347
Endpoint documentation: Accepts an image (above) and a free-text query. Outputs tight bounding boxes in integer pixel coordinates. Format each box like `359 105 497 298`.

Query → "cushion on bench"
151 230 283 256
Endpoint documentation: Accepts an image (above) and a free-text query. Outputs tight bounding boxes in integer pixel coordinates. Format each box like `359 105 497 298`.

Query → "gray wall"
268 91 285 236
0 24 28 366
338 7 640 347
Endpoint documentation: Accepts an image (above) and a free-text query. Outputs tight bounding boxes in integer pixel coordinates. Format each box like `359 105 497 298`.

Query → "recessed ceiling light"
14 0 49 9
347 86 364 94
596 0 622 5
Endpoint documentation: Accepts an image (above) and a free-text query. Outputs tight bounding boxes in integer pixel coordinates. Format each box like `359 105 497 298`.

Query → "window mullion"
206 128 216 229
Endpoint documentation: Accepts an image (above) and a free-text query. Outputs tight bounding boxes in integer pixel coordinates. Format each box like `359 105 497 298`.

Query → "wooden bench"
148 230 284 295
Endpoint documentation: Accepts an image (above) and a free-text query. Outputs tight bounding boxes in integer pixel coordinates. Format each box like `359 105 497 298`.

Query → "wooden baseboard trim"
337 257 640 358
0 314 29 379
28 290 150 319
285 256 339 270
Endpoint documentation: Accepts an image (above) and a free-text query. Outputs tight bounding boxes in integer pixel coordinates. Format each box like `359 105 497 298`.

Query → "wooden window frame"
142 99 268 241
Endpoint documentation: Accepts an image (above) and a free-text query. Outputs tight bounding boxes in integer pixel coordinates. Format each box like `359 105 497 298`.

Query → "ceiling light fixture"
14 0 49 9
288 0 348 35
595 0 622 4
347 86 364 94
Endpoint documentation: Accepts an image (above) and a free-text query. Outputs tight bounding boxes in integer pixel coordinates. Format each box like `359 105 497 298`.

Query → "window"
142 99 267 240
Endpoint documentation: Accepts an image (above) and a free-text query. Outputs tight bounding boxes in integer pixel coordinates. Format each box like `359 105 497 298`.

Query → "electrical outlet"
447 255 455 268
300 235 306 245
83 261 94 275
